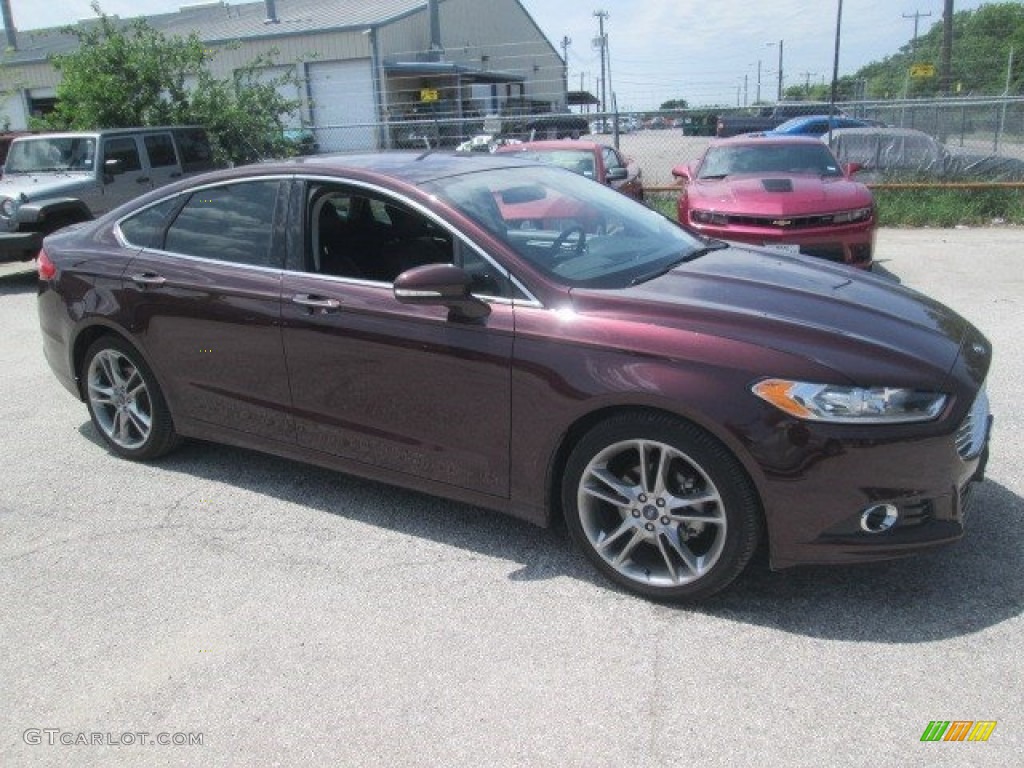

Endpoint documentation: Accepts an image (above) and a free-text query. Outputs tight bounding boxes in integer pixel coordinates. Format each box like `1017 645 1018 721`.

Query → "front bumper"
761 403 992 569
684 219 876 268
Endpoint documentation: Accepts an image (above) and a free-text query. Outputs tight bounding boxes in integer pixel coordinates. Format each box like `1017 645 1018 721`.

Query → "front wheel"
82 336 180 460
562 412 762 601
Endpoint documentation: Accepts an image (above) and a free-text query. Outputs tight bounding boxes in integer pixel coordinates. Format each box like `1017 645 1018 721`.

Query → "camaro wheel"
563 412 762 601
83 336 179 460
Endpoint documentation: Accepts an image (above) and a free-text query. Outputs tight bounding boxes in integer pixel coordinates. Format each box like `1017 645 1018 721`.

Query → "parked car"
825 126 1024 182
715 102 843 137
760 114 877 137
38 152 991 602
0 126 217 261
672 136 876 268
495 139 644 201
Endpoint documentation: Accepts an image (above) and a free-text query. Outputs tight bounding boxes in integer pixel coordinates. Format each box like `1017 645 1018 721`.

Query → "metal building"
0 0 566 149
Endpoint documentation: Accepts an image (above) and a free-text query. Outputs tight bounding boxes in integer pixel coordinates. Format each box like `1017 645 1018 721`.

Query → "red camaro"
672 136 875 268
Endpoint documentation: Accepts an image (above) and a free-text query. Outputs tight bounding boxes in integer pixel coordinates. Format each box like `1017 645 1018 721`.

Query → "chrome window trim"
112 173 544 308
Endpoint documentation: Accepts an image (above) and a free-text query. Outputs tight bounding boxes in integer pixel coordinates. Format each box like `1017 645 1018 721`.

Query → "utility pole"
940 0 954 96
756 60 762 104
560 35 571 105
777 40 784 101
829 0 843 116
799 71 817 97
593 10 608 113
902 9 932 56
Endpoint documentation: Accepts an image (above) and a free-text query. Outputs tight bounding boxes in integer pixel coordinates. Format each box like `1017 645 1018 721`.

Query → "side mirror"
844 161 862 176
671 164 692 182
393 263 491 322
605 167 628 182
103 157 123 183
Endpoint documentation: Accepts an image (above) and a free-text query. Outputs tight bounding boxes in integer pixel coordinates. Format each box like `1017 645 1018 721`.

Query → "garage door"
252 65 303 130
308 59 377 152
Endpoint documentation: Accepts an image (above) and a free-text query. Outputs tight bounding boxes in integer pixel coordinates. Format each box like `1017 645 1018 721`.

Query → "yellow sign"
910 64 936 78
420 88 439 102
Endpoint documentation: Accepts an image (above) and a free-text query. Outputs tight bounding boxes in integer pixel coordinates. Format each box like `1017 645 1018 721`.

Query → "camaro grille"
955 383 989 460
724 213 838 229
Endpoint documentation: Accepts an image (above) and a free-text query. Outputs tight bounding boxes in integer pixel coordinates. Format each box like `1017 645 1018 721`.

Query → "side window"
118 197 182 248
144 134 178 168
455 240 517 299
102 137 142 173
174 129 215 172
602 147 622 171
307 185 453 283
164 180 283 267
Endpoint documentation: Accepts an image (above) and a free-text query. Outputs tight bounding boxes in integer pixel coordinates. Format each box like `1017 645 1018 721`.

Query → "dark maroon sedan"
37 152 991 601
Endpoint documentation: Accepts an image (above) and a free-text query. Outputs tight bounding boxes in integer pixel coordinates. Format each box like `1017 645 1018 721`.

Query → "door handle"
169 172 182 178
129 272 166 287
292 294 342 311
136 176 151 183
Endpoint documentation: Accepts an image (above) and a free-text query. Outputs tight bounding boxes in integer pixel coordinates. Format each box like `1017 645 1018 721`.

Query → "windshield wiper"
630 239 729 285
699 173 729 180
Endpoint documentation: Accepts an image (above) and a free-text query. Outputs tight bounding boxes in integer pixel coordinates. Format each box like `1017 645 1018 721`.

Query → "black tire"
82 336 180 461
562 411 762 602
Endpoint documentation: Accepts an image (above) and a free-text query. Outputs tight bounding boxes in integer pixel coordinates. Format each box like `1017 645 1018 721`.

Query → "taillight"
37 247 57 280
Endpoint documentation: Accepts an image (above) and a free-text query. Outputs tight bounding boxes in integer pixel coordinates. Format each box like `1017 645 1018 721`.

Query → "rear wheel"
82 336 180 460
562 412 761 601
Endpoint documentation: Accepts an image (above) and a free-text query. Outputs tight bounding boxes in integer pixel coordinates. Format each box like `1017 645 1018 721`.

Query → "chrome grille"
955 384 989 459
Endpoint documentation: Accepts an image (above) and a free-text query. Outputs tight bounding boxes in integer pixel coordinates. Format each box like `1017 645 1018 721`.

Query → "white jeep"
0 126 217 260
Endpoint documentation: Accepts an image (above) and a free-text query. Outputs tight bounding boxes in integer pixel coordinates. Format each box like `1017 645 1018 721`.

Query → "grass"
647 188 1024 228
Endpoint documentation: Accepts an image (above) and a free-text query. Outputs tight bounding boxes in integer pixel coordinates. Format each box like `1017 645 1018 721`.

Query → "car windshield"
699 143 844 178
422 165 704 289
5 137 97 173
507 149 597 179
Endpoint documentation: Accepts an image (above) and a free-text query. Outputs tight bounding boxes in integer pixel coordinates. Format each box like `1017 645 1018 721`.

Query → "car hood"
689 174 872 215
0 172 94 201
570 245 970 386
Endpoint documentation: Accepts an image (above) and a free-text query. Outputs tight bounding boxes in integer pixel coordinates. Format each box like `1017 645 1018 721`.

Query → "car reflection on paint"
37 151 990 601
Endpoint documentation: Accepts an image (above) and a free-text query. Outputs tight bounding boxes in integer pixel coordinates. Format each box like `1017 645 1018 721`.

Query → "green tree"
856 2 1024 98
659 98 689 110
42 2 303 165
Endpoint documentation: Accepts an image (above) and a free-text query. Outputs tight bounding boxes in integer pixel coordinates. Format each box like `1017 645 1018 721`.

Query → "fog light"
860 504 899 533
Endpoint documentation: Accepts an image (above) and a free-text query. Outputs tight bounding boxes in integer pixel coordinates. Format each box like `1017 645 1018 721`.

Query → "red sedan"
497 139 644 201
672 136 875 268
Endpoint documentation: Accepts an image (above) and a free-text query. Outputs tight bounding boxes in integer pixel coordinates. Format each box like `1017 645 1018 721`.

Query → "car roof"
709 135 830 148
826 127 933 140
181 151 544 187
498 140 603 152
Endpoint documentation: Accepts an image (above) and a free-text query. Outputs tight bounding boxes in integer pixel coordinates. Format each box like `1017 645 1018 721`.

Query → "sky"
2 0 995 109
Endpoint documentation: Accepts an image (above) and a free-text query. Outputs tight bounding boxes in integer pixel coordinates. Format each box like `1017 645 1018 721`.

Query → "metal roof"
1 0 433 65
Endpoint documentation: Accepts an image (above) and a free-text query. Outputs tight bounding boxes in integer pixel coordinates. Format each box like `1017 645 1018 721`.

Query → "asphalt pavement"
1 228 1021 767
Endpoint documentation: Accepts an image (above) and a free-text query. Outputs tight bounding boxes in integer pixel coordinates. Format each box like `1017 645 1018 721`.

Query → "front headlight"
0 197 17 218
752 378 947 423
691 209 729 226
831 206 873 224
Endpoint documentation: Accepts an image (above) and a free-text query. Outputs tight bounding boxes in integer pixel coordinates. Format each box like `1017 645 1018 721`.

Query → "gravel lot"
1 229 1021 767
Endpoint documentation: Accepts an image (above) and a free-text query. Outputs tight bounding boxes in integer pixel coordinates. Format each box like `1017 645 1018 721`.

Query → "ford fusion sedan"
37 152 990 601
672 136 876 268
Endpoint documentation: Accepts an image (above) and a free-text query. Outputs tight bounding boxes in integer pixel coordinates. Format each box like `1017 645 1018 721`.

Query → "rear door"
117 177 295 442
141 132 184 189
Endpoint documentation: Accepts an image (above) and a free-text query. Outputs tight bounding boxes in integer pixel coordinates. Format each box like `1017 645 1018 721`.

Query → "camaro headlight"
752 378 947 423
831 206 873 224
691 209 729 226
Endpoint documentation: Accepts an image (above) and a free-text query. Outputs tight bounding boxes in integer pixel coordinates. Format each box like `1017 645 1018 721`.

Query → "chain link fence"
301 97 1024 188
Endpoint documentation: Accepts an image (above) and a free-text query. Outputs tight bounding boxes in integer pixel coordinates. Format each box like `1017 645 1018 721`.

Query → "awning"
382 60 524 84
